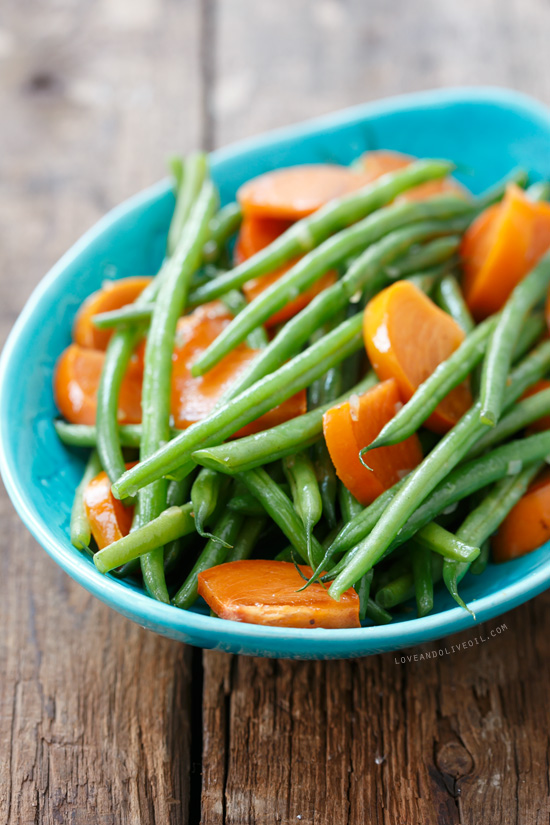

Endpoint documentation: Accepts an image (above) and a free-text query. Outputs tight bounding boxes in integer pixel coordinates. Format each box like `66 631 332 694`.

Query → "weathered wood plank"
0 1 202 822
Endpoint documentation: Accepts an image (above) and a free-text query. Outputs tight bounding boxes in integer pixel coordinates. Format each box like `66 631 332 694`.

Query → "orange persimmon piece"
237 164 373 221
492 471 550 562
73 276 153 350
521 379 550 434
83 464 135 550
54 344 143 425
171 302 306 435
235 214 337 327
323 379 422 505
363 281 472 433
197 560 360 628
462 184 550 319
358 150 469 202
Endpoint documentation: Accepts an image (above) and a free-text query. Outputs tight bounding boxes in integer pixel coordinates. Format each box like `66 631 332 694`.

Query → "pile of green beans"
57 150 550 627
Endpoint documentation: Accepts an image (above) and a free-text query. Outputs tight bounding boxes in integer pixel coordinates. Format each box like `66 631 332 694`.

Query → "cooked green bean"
364 599 393 624
479 254 550 426
54 420 181 449
328 341 550 597
172 509 244 609
357 568 374 622
93 503 195 573
191 468 231 545
187 160 456 307
338 484 363 523
364 315 497 453
512 312 546 362
411 544 434 617
434 274 475 333
469 387 550 458
167 152 208 255
203 202 243 263
375 572 415 609
139 179 218 602
469 541 490 575
384 236 460 279
443 462 542 611
476 168 528 209
220 289 269 349
192 209 471 377
412 521 479 563
163 475 195 572
113 312 366 498
237 467 325 567
227 490 267 517
283 452 323 564
70 450 102 551
226 516 267 562
192 372 377 475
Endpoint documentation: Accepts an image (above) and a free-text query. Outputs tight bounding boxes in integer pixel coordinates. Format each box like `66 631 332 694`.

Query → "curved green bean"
203 202 243 263
191 468 231 545
384 236 460 279
479 254 550 426
434 274 475 333
70 450 102 551
167 152 208 255
411 544 434 618
283 452 323 565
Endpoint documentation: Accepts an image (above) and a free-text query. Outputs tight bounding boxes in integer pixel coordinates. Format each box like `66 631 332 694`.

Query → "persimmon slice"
83 465 135 550
197 560 360 628
323 379 423 505
492 471 550 562
363 281 472 433
73 276 152 350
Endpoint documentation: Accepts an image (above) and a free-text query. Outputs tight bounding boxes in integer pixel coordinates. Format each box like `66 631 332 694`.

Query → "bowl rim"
2 84 550 652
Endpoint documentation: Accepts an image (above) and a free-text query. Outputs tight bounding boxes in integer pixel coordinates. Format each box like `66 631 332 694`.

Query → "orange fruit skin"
198 560 360 628
73 276 153 350
83 465 135 550
363 281 472 434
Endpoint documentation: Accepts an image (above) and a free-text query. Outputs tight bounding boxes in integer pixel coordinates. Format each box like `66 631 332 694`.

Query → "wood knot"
435 740 474 778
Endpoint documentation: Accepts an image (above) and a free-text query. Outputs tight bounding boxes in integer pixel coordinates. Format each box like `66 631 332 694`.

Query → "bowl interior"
2 87 550 659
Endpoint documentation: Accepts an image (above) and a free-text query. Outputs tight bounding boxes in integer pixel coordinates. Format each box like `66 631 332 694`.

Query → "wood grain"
0 1 202 823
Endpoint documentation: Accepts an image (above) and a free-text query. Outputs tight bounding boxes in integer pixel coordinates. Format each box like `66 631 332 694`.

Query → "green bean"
226 516 267 563
163 475 195 572
70 450 102 551
469 387 550 458
364 316 497 453
512 312 546 362
237 467 325 567
412 521 479 563
526 181 550 202
329 426 550 584
169 155 184 190
172 509 244 609
192 206 471 376
227 490 267 517
220 289 269 349
375 572 415 609
384 236 460 279
442 462 542 611
364 599 393 625
357 568 374 622
434 274 475 333
167 152 208 255
187 160 456 307
411 544 434 617
192 372 377 475
113 312 366 498
479 254 550 426
96 327 144 483
215 215 461 404
203 202 243 263
54 421 181 449
92 303 154 330
93 503 195 573
328 341 550 597
139 180 218 602
283 452 323 565
469 541 490 575
191 468 231 545
476 168 528 209
338 484 363 523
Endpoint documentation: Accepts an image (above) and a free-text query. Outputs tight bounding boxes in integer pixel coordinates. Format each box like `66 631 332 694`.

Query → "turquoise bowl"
2 87 550 660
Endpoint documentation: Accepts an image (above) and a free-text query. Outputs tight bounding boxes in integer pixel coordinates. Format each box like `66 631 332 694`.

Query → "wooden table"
2 2 550 822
